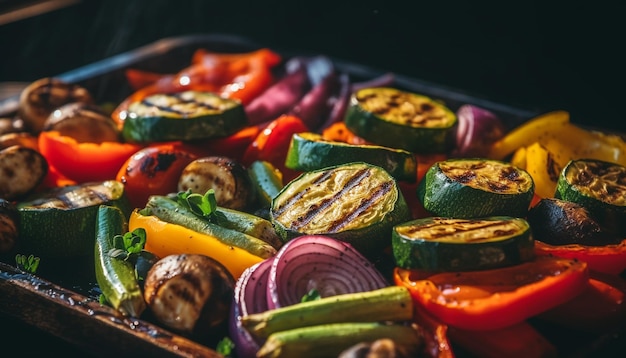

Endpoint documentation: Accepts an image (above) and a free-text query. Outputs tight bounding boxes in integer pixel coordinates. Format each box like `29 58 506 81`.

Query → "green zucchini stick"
256 322 422 358
145 195 277 259
94 205 146 317
241 286 414 339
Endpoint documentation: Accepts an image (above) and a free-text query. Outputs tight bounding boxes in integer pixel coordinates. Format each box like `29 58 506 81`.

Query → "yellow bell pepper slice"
488 110 570 160
521 142 563 198
129 209 266 280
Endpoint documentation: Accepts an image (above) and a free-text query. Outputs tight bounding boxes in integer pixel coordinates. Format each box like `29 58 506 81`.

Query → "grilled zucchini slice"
16 180 131 258
555 158 626 237
122 91 247 143
392 216 535 271
270 162 411 258
417 158 535 219
284 132 418 182
344 87 457 154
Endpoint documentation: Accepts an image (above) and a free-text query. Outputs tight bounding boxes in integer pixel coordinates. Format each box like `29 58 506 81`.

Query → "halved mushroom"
143 253 235 339
0 145 48 201
42 102 120 143
18 77 93 133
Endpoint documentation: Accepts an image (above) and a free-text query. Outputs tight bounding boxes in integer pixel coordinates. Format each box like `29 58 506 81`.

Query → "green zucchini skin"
121 91 248 143
285 132 418 182
392 216 535 272
417 158 535 219
555 159 626 237
16 180 131 259
94 205 146 317
344 87 457 154
270 162 411 258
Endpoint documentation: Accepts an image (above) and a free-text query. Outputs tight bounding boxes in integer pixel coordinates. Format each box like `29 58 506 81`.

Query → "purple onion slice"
229 258 273 358
266 235 389 310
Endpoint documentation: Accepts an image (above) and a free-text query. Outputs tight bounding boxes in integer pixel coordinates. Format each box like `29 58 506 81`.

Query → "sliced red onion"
244 66 311 125
229 258 273 358
318 73 351 130
266 235 389 310
453 104 507 157
288 71 341 130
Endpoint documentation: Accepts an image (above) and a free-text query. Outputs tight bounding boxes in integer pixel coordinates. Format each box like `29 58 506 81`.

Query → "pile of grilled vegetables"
0 46 625 358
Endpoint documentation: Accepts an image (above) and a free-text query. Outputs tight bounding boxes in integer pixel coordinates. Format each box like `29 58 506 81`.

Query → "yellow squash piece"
129 210 266 279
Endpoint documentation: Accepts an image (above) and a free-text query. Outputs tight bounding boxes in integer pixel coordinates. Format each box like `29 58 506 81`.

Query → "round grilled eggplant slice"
270 161 411 258
0 145 48 201
417 158 535 219
555 158 626 237
177 156 255 211
42 102 121 143
18 77 93 133
527 197 621 246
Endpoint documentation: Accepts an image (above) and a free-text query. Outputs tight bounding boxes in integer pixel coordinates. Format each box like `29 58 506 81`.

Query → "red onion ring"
266 235 389 309
229 258 273 358
453 104 506 157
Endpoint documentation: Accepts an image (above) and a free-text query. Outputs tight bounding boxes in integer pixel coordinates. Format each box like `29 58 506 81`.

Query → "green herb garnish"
108 228 147 261
216 336 235 357
300 288 321 302
176 189 226 224
15 254 40 274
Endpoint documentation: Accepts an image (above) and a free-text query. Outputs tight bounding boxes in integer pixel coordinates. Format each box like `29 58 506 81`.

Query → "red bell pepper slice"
534 238 626 275
242 114 309 182
447 321 558 358
538 270 626 332
394 256 590 331
112 48 282 126
38 131 144 184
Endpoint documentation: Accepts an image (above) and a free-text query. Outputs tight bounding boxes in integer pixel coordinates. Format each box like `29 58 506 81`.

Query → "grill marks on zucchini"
139 92 225 117
392 216 535 271
556 159 626 236
398 218 522 243
344 87 457 153
271 162 411 258
24 181 124 209
563 159 626 205
441 160 531 194
357 89 450 127
273 166 383 233
122 91 248 143
418 158 535 219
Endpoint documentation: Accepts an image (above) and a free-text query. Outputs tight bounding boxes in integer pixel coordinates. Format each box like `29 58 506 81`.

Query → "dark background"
0 0 624 132
1 0 625 355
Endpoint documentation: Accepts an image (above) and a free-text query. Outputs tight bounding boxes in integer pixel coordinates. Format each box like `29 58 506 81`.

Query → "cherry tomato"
116 143 198 209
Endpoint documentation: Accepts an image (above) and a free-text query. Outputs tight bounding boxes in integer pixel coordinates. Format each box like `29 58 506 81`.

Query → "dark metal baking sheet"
1 33 623 357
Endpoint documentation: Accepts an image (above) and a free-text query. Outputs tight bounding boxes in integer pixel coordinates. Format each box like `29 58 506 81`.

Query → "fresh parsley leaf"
110 228 147 261
177 189 224 224
15 254 40 274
